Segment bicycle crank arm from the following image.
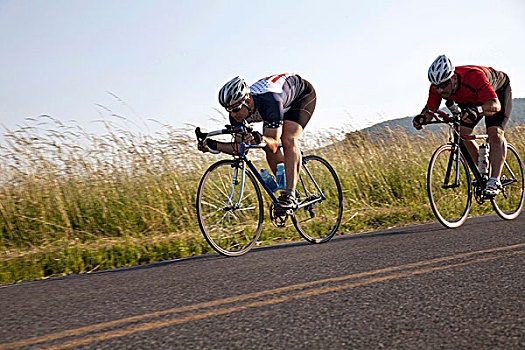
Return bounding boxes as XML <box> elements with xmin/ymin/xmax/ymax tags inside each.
<box><xmin>297</xmin><ymin>199</ymin><xmax>322</xmax><ymax>210</ymax></box>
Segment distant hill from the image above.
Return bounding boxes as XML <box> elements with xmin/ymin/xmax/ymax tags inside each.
<box><xmin>359</xmin><ymin>98</ymin><xmax>525</xmax><ymax>136</ymax></box>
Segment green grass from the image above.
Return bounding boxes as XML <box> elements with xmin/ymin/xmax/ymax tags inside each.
<box><xmin>1</xmin><ymin>116</ymin><xmax>523</xmax><ymax>285</ymax></box>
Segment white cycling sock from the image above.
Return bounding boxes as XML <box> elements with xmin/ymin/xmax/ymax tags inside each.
<box><xmin>488</xmin><ymin>177</ymin><xmax>500</xmax><ymax>185</ymax></box>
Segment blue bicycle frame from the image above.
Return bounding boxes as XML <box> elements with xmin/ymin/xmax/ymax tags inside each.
<box><xmin>196</xmin><ymin>124</ymin><xmax>327</xmax><ymax>213</ymax></box>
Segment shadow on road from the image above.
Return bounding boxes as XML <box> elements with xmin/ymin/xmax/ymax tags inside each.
<box><xmin>5</xmin><ymin>215</ymin><xmax>506</xmax><ymax>288</ymax></box>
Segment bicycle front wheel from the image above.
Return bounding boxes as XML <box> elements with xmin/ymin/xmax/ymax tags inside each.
<box><xmin>293</xmin><ymin>155</ymin><xmax>343</xmax><ymax>243</ymax></box>
<box><xmin>491</xmin><ymin>144</ymin><xmax>524</xmax><ymax>220</ymax></box>
<box><xmin>196</xmin><ymin>160</ymin><xmax>263</xmax><ymax>256</ymax></box>
<box><xmin>427</xmin><ymin>145</ymin><xmax>472</xmax><ymax>228</ymax></box>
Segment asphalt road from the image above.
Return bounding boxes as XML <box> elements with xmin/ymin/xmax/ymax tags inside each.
<box><xmin>0</xmin><ymin>214</ymin><xmax>524</xmax><ymax>350</ymax></box>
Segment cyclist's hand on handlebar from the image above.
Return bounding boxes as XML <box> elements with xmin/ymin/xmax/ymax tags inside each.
<box><xmin>251</xmin><ymin>131</ymin><xmax>263</xmax><ymax>144</ymax></box>
<box><xmin>461</xmin><ymin>106</ymin><xmax>482</xmax><ymax>123</ymax></box>
<box><xmin>413</xmin><ymin>115</ymin><xmax>425</xmax><ymax>130</ymax></box>
<box><xmin>413</xmin><ymin>110</ymin><xmax>433</xmax><ymax>130</ymax></box>
<box><xmin>244</xmin><ymin>131</ymin><xmax>263</xmax><ymax>145</ymax></box>
<box><xmin>198</xmin><ymin>139</ymin><xmax>219</xmax><ymax>154</ymax></box>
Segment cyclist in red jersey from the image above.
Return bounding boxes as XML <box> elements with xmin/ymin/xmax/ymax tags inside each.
<box><xmin>199</xmin><ymin>74</ymin><xmax>316</xmax><ymax>210</ymax></box>
<box><xmin>413</xmin><ymin>55</ymin><xmax>512</xmax><ymax>197</ymax></box>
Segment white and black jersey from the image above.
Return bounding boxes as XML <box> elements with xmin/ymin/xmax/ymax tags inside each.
<box><xmin>230</xmin><ymin>73</ymin><xmax>313</xmax><ymax>129</ymax></box>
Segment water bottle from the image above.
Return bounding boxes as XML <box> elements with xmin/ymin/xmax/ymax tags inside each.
<box><xmin>260</xmin><ymin>169</ymin><xmax>278</xmax><ymax>192</ymax></box>
<box><xmin>276</xmin><ymin>163</ymin><xmax>286</xmax><ymax>190</ymax></box>
<box><xmin>478</xmin><ymin>144</ymin><xmax>489</xmax><ymax>175</ymax></box>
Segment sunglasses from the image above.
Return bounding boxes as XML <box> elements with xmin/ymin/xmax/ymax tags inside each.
<box><xmin>433</xmin><ymin>79</ymin><xmax>451</xmax><ymax>90</ymax></box>
<box><xmin>226</xmin><ymin>100</ymin><xmax>248</xmax><ymax>113</ymax></box>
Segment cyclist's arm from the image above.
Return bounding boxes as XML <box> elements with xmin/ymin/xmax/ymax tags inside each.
<box><xmin>201</xmin><ymin>139</ymin><xmax>246</xmax><ymax>156</ymax></box>
<box><xmin>474</xmin><ymin>71</ymin><xmax>500</xmax><ymax>116</ymax></box>
<box><xmin>480</xmin><ymin>98</ymin><xmax>501</xmax><ymax>116</ymax></box>
<box><xmin>420</xmin><ymin>107</ymin><xmax>437</xmax><ymax>119</ymax></box>
<box><xmin>202</xmin><ymin>132</ymin><xmax>262</xmax><ymax>155</ymax></box>
<box><xmin>197</xmin><ymin>133</ymin><xmax>239</xmax><ymax>155</ymax></box>
<box><xmin>413</xmin><ymin>87</ymin><xmax>442</xmax><ymax>129</ymax></box>
<box><xmin>459</xmin><ymin>97</ymin><xmax>501</xmax><ymax>123</ymax></box>
<box><xmin>212</xmin><ymin>141</ymin><xmax>237</xmax><ymax>155</ymax></box>
<box><xmin>254</xmin><ymin>94</ymin><xmax>284</xmax><ymax>152</ymax></box>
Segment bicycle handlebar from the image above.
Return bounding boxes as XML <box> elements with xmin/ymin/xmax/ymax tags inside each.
<box><xmin>195</xmin><ymin>124</ymin><xmax>267</xmax><ymax>152</ymax></box>
<box><xmin>417</xmin><ymin>101</ymin><xmax>481</xmax><ymax>127</ymax></box>
<box><xmin>416</xmin><ymin>109</ymin><xmax>488</xmax><ymax>140</ymax></box>
<box><xmin>195</xmin><ymin>124</ymin><xmax>254</xmax><ymax>142</ymax></box>
<box><xmin>416</xmin><ymin>109</ymin><xmax>457</xmax><ymax>126</ymax></box>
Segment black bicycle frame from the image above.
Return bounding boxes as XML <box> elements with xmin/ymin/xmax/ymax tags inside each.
<box><xmin>459</xmin><ymin>139</ymin><xmax>485</xmax><ymax>184</ymax></box>
<box><xmin>428</xmin><ymin>110</ymin><xmax>520</xmax><ymax>195</ymax></box>
<box><xmin>442</xmin><ymin>133</ymin><xmax>486</xmax><ymax>191</ymax></box>
<box><xmin>429</xmin><ymin>113</ymin><xmax>487</xmax><ymax>190</ymax></box>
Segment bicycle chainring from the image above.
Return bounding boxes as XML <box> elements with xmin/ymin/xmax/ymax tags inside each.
<box><xmin>473</xmin><ymin>183</ymin><xmax>484</xmax><ymax>204</ymax></box>
<box><xmin>270</xmin><ymin>202</ymin><xmax>292</xmax><ymax>228</ymax></box>
<box><xmin>473</xmin><ymin>176</ymin><xmax>490</xmax><ymax>204</ymax></box>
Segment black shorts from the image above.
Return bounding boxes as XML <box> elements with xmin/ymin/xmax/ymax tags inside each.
<box><xmin>283</xmin><ymin>79</ymin><xmax>316</xmax><ymax>129</ymax></box>
<box><xmin>461</xmin><ymin>77</ymin><xmax>512</xmax><ymax>130</ymax></box>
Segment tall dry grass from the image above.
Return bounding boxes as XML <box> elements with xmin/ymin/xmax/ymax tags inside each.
<box><xmin>0</xmin><ymin>114</ymin><xmax>523</xmax><ymax>284</ymax></box>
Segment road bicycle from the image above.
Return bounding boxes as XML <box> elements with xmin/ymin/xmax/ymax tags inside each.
<box><xmin>195</xmin><ymin>123</ymin><xmax>343</xmax><ymax>256</ymax></box>
<box><xmin>417</xmin><ymin>109</ymin><xmax>524</xmax><ymax>228</ymax></box>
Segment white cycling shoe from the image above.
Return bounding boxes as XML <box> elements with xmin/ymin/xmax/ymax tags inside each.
<box><xmin>483</xmin><ymin>178</ymin><xmax>501</xmax><ymax>198</ymax></box>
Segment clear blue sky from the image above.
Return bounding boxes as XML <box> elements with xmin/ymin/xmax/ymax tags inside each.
<box><xmin>1</xmin><ymin>0</ymin><xmax>524</xmax><ymax>135</ymax></box>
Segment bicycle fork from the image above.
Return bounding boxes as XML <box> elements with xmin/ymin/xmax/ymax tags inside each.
<box><xmin>442</xmin><ymin>143</ymin><xmax>462</xmax><ymax>189</ymax></box>
<box><xmin>223</xmin><ymin>161</ymin><xmax>247</xmax><ymax>211</ymax></box>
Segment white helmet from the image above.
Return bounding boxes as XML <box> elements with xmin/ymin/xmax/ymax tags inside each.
<box><xmin>218</xmin><ymin>76</ymin><xmax>249</xmax><ymax>108</ymax></box>
<box><xmin>428</xmin><ymin>55</ymin><xmax>455</xmax><ymax>85</ymax></box>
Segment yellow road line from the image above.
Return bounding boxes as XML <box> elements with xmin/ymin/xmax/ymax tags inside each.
<box><xmin>41</xmin><ymin>250</ymin><xmax>524</xmax><ymax>350</ymax></box>
<box><xmin>0</xmin><ymin>243</ymin><xmax>523</xmax><ymax>350</ymax></box>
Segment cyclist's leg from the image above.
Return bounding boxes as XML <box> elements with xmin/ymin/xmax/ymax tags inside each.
<box><xmin>282</xmin><ymin>79</ymin><xmax>316</xmax><ymax>192</ymax></box>
<box><xmin>486</xmin><ymin>82</ymin><xmax>512</xmax><ymax>179</ymax></box>
<box><xmin>458</xmin><ymin>100</ymin><xmax>485</xmax><ymax>161</ymax></box>
<box><xmin>262</xmin><ymin>126</ymin><xmax>284</xmax><ymax>174</ymax></box>
<box><xmin>460</xmin><ymin>125</ymin><xmax>478</xmax><ymax>161</ymax></box>
<box><xmin>486</xmin><ymin>126</ymin><xmax>507</xmax><ymax>179</ymax></box>
<box><xmin>458</xmin><ymin>103</ymin><xmax>484</xmax><ymax>161</ymax></box>
<box><xmin>281</xmin><ymin>120</ymin><xmax>304</xmax><ymax>192</ymax></box>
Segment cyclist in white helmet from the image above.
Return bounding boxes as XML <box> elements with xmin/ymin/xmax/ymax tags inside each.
<box><xmin>413</xmin><ymin>54</ymin><xmax>512</xmax><ymax>197</ymax></box>
<box><xmin>199</xmin><ymin>73</ymin><xmax>317</xmax><ymax>210</ymax></box>
<box><xmin>427</xmin><ymin>55</ymin><xmax>455</xmax><ymax>86</ymax></box>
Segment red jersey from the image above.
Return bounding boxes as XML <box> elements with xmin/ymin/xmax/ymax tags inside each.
<box><xmin>426</xmin><ymin>65</ymin><xmax>508</xmax><ymax>110</ymax></box>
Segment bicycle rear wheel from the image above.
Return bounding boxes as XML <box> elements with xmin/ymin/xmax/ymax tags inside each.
<box><xmin>196</xmin><ymin>159</ymin><xmax>263</xmax><ymax>256</ymax></box>
<box><xmin>292</xmin><ymin>155</ymin><xmax>343</xmax><ymax>243</ymax></box>
<box><xmin>427</xmin><ymin>145</ymin><xmax>472</xmax><ymax>228</ymax></box>
<box><xmin>491</xmin><ymin>144</ymin><xmax>524</xmax><ymax>220</ymax></box>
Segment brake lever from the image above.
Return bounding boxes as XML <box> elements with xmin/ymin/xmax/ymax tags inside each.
<box><xmin>195</xmin><ymin>127</ymin><xmax>208</xmax><ymax>145</ymax></box>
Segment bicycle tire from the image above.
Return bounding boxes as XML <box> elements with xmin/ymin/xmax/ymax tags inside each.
<box><xmin>491</xmin><ymin>144</ymin><xmax>524</xmax><ymax>220</ymax></box>
<box><xmin>196</xmin><ymin>159</ymin><xmax>263</xmax><ymax>256</ymax></box>
<box><xmin>292</xmin><ymin>155</ymin><xmax>343</xmax><ymax>243</ymax></box>
<box><xmin>427</xmin><ymin>144</ymin><xmax>472</xmax><ymax>228</ymax></box>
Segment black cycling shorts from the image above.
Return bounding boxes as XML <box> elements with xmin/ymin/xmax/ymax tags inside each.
<box><xmin>283</xmin><ymin>79</ymin><xmax>316</xmax><ymax>129</ymax></box>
